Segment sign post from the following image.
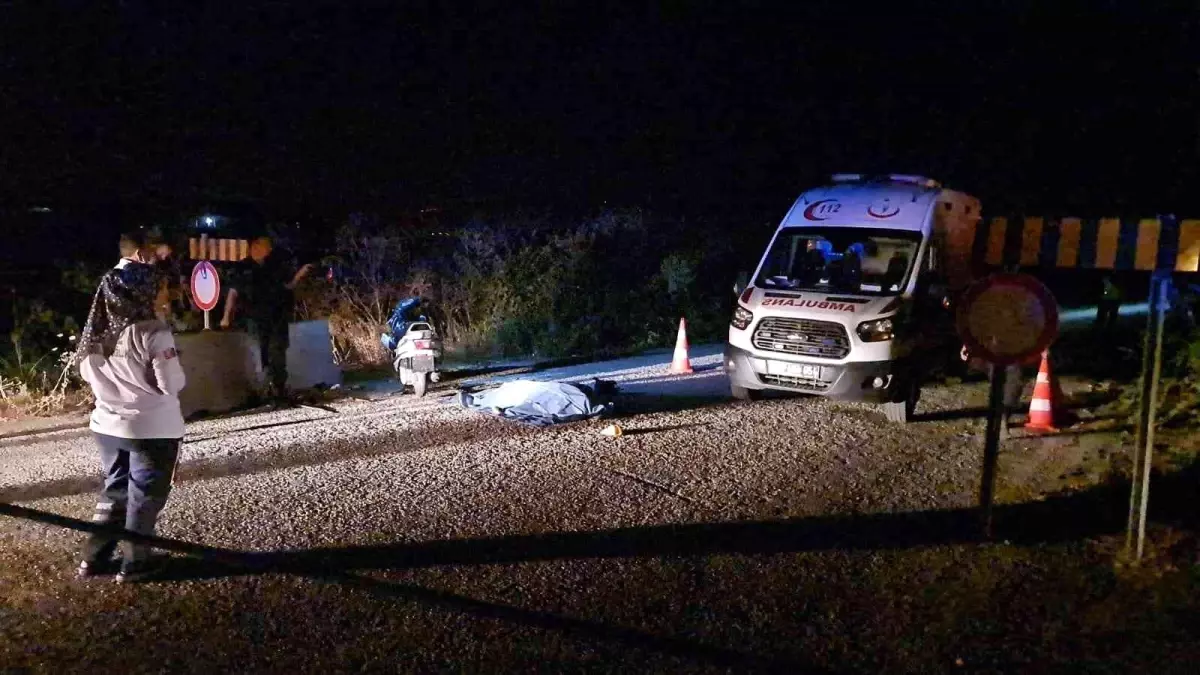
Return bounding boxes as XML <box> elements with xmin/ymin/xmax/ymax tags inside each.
<box><xmin>1126</xmin><ymin>271</ymin><xmax>1171</xmax><ymax>561</ymax></box>
<box><xmin>190</xmin><ymin>261</ymin><xmax>221</xmax><ymax>330</ymax></box>
<box><xmin>957</xmin><ymin>273</ymin><xmax>1059</xmax><ymax>537</ymax></box>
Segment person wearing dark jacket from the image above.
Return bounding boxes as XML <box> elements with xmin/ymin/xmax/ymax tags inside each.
<box><xmin>219</xmin><ymin>236</ymin><xmax>313</xmax><ymax>401</ymax></box>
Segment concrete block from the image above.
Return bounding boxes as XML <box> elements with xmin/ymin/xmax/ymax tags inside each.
<box><xmin>243</xmin><ymin>320</ymin><xmax>343</xmax><ymax>391</ymax></box>
<box><xmin>175</xmin><ymin>320</ymin><xmax>341</xmax><ymax>417</ymax></box>
<box><xmin>176</xmin><ymin>330</ymin><xmax>258</xmax><ymax>417</ymax></box>
<box><xmin>285</xmin><ymin>320</ymin><xmax>342</xmax><ymax>390</ymax></box>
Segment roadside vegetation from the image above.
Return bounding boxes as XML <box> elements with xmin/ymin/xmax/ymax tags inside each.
<box><xmin>4</xmin><ymin>206</ymin><xmax>1198</xmax><ymax>424</ymax></box>
<box><xmin>294</xmin><ymin>208</ymin><xmax>747</xmax><ymax>367</ymax></box>
<box><xmin>3</xmin><ymin>208</ymin><xmax>752</xmax><ymax>419</ymax></box>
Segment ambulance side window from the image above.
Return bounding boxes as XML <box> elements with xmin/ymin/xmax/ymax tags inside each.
<box><xmin>915</xmin><ymin>237</ymin><xmax>945</xmax><ymax>298</ymax></box>
<box><xmin>924</xmin><ymin>233</ymin><xmax>947</xmax><ymax>278</ymax></box>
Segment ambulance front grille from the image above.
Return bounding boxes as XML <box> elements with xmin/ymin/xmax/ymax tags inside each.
<box><xmin>752</xmin><ymin>317</ymin><xmax>851</xmax><ymax>359</ymax></box>
<box><xmin>760</xmin><ymin>374</ymin><xmax>832</xmax><ymax>391</ymax></box>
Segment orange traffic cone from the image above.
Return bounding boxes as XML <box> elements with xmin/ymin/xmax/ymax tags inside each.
<box><xmin>669</xmin><ymin>318</ymin><xmax>694</xmax><ymax>374</ymax></box>
<box><xmin>1025</xmin><ymin>349</ymin><xmax>1064</xmax><ymax>432</ymax></box>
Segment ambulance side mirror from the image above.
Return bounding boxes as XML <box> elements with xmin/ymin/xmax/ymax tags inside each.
<box><xmin>926</xmin><ymin>282</ymin><xmax>950</xmax><ymax>310</ymax></box>
<box><xmin>733</xmin><ymin>271</ymin><xmax>750</xmax><ymax>296</ymax></box>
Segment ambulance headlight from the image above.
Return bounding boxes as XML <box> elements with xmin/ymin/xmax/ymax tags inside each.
<box><xmin>856</xmin><ymin>318</ymin><xmax>894</xmax><ymax>342</ymax></box>
<box><xmin>731</xmin><ymin>306</ymin><xmax>754</xmax><ymax>330</ymax></box>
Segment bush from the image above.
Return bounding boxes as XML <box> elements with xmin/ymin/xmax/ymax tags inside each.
<box><xmin>297</xmin><ymin>207</ymin><xmax>744</xmax><ymax>366</ymax></box>
<box><xmin>295</xmin><ymin>217</ymin><xmax>415</xmax><ymax>367</ymax></box>
<box><xmin>1</xmin><ymin>298</ymin><xmax>88</xmax><ymax>418</ymax></box>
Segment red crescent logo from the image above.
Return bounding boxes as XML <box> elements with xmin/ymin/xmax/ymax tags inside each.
<box><xmin>867</xmin><ymin>202</ymin><xmax>900</xmax><ymax>218</ymax></box>
<box><xmin>803</xmin><ymin>200</ymin><xmax>837</xmax><ymax>221</ymax></box>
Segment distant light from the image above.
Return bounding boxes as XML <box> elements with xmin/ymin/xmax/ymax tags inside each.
<box><xmin>29</xmin><ymin>206</ymin><xmax>52</xmax><ymax>213</ymax></box>
<box><xmin>204</xmin><ymin>216</ymin><xmax>215</xmax><ymax>226</ymax></box>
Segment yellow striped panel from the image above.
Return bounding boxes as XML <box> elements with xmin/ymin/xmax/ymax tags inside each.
<box><xmin>238</xmin><ymin>239</ymin><xmax>249</xmax><ymax>260</ymax></box>
<box><xmin>1020</xmin><ymin>216</ymin><xmax>1043</xmax><ymax>266</ymax></box>
<box><xmin>1179</xmin><ymin>219</ymin><xmax>1200</xmax><ymax>272</ymax></box>
<box><xmin>1057</xmin><ymin>217</ymin><xmax>1081</xmax><ymax>267</ymax></box>
<box><xmin>985</xmin><ymin>217</ymin><xmax>1007</xmax><ymax>266</ymax></box>
<box><xmin>1095</xmin><ymin>217</ymin><xmax>1120</xmax><ymax>269</ymax></box>
<box><xmin>1134</xmin><ymin>219</ymin><xmax>1160</xmax><ymax>271</ymax></box>
<box><xmin>188</xmin><ymin>238</ymin><xmax>199</xmax><ymax>260</ymax></box>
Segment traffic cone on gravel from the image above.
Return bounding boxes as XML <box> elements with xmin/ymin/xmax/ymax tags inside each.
<box><xmin>1025</xmin><ymin>349</ymin><xmax>1065</xmax><ymax>432</ymax></box>
<box><xmin>669</xmin><ymin>318</ymin><xmax>694</xmax><ymax>374</ymax></box>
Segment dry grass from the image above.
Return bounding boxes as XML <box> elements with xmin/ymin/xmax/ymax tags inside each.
<box><xmin>0</xmin><ymin>369</ymin><xmax>92</xmax><ymax>421</ymax></box>
<box><xmin>0</xmin><ymin>386</ymin><xmax>92</xmax><ymax>421</ymax></box>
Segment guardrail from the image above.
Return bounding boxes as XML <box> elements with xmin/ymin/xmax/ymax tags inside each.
<box><xmin>975</xmin><ymin>216</ymin><xmax>1199</xmax><ymax>272</ymax></box>
<box><xmin>188</xmin><ymin>235</ymin><xmax>249</xmax><ymax>262</ymax></box>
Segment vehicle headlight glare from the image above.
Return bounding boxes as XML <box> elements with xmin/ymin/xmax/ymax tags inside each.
<box><xmin>856</xmin><ymin>318</ymin><xmax>895</xmax><ymax>342</ymax></box>
<box><xmin>731</xmin><ymin>306</ymin><xmax>754</xmax><ymax>330</ymax></box>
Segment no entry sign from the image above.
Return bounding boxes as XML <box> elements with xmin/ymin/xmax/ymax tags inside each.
<box><xmin>191</xmin><ymin>261</ymin><xmax>221</xmax><ymax>312</ymax></box>
<box><xmin>956</xmin><ymin>272</ymin><xmax>1060</xmax><ymax>539</ymax></box>
<box><xmin>956</xmin><ymin>273</ymin><xmax>1059</xmax><ymax>366</ymax></box>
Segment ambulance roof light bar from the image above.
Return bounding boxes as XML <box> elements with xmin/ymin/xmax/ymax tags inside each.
<box><xmin>830</xmin><ymin>173</ymin><xmax>941</xmax><ymax>189</ymax></box>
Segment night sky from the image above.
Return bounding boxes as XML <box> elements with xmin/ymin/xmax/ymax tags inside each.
<box><xmin>1</xmin><ymin>1</ymin><xmax>1197</xmax><ymax>223</ymax></box>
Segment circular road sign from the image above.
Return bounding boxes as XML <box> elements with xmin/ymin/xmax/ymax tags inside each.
<box><xmin>190</xmin><ymin>261</ymin><xmax>221</xmax><ymax>312</ymax></box>
<box><xmin>956</xmin><ymin>273</ymin><xmax>1059</xmax><ymax>366</ymax></box>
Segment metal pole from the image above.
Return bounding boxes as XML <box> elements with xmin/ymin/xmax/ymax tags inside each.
<box><xmin>979</xmin><ymin>363</ymin><xmax>1007</xmax><ymax>538</ymax></box>
<box><xmin>1127</xmin><ymin>273</ymin><xmax>1168</xmax><ymax>560</ymax></box>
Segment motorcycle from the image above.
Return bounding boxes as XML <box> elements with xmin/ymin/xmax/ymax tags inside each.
<box><xmin>382</xmin><ymin>298</ymin><xmax>443</xmax><ymax>396</ymax></box>
<box><xmin>390</xmin><ymin>319</ymin><xmax>443</xmax><ymax>397</ymax></box>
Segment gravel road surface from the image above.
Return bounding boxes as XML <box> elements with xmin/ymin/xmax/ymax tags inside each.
<box><xmin>2</xmin><ymin>354</ymin><xmax>1197</xmax><ymax>674</ymax></box>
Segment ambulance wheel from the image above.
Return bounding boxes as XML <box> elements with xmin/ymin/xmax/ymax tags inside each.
<box><xmin>413</xmin><ymin>372</ymin><xmax>428</xmax><ymax>398</ymax></box>
<box><xmin>731</xmin><ymin>384</ymin><xmax>762</xmax><ymax>401</ymax></box>
<box><xmin>884</xmin><ymin>379</ymin><xmax>921</xmax><ymax>423</ymax></box>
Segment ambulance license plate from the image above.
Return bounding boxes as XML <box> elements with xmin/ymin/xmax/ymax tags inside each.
<box><xmin>768</xmin><ymin>361</ymin><xmax>820</xmax><ymax>379</ymax></box>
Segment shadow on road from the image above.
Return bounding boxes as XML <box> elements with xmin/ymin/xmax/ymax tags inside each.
<box><xmin>4</xmin><ymin>456</ymin><xmax>1198</xmax><ymax>672</ymax></box>
<box><xmin>182</xmin><ymin>415</ymin><xmax>336</xmax><ymax>444</ymax></box>
<box><xmin>161</xmin><ymin>459</ymin><xmax>1200</xmax><ymax>586</ymax></box>
<box><xmin>913</xmin><ymin>387</ymin><xmax>1126</xmax><ymax>424</ymax></box>
<box><xmin>81</xmin><ymin>466</ymin><xmax>1200</xmax><ymax>584</ymax></box>
<box><xmin>0</xmin><ymin>415</ymin><xmax>538</xmax><ymax>503</ymax></box>
<box><xmin>612</xmin><ymin>393</ymin><xmax>729</xmax><ymax>416</ymax></box>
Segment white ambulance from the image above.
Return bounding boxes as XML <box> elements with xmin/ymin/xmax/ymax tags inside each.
<box><xmin>726</xmin><ymin>174</ymin><xmax>982</xmax><ymax>422</ymax></box>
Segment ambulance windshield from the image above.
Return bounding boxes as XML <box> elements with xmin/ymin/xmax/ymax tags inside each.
<box><xmin>756</xmin><ymin>227</ymin><xmax>922</xmax><ymax>296</ymax></box>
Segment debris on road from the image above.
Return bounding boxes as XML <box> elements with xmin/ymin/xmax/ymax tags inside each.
<box><xmin>600</xmin><ymin>465</ymin><xmax>693</xmax><ymax>503</ymax></box>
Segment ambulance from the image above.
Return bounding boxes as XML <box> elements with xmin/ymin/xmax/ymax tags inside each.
<box><xmin>725</xmin><ymin>174</ymin><xmax>982</xmax><ymax>422</ymax></box>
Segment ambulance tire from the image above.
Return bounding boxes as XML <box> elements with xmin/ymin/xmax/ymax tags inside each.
<box><xmin>731</xmin><ymin>384</ymin><xmax>762</xmax><ymax>401</ymax></box>
<box><xmin>884</xmin><ymin>378</ymin><xmax>921</xmax><ymax>423</ymax></box>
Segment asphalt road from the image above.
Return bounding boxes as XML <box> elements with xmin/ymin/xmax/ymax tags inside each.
<box><xmin>1</xmin><ymin>352</ymin><xmax>1197</xmax><ymax>674</ymax></box>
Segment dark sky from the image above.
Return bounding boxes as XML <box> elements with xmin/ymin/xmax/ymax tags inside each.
<box><xmin>1</xmin><ymin>1</ymin><xmax>1197</xmax><ymax>220</ymax></box>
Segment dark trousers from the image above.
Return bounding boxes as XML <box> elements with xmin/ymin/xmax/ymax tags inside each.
<box><xmin>1096</xmin><ymin>300</ymin><xmax>1120</xmax><ymax>330</ymax></box>
<box><xmin>81</xmin><ymin>434</ymin><xmax>181</xmax><ymax>565</ymax></box>
<box><xmin>251</xmin><ymin>320</ymin><xmax>290</xmax><ymax>396</ymax></box>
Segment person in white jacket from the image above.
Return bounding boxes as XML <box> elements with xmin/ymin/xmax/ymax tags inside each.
<box><xmin>72</xmin><ymin>240</ymin><xmax>187</xmax><ymax>583</ymax></box>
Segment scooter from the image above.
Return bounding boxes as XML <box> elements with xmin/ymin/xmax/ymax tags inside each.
<box><xmin>390</xmin><ymin>318</ymin><xmax>443</xmax><ymax>397</ymax></box>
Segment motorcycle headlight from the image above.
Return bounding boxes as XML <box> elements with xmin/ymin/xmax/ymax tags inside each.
<box><xmin>731</xmin><ymin>305</ymin><xmax>754</xmax><ymax>330</ymax></box>
<box><xmin>856</xmin><ymin>317</ymin><xmax>895</xmax><ymax>342</ymax></box>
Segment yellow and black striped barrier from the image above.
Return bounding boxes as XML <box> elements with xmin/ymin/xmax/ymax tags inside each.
<box><xmin>187</xmin><ymin>237</ymin><xmax>249</xmax><ymax>262</ymax></box>
<box><xmin>974</xmin><ymin>216</ymin><xmax>1200</xmax><ymax>272</ymax></box>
